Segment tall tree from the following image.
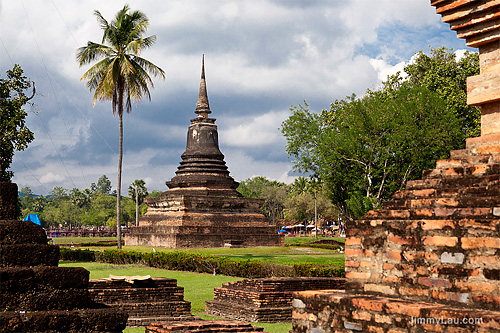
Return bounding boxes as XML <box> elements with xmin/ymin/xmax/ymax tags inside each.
<box><xmin>77</xmin><ymin>5</ymin><xmax>165</xmax><ymax>248</ymax></box>
<box><xmin>128</xmin><ymin>179</ymin><xmax>147</xmax><ymax>226</ymax></box>
<box><xmin>282</xmin><ymin>86</ymin><xmax>463</xmax><ymax>220</ymax></box>
<box><xmin>0</xmin><ymin>65</ymin><xmax>35</xmax><ymax>181</ymax></box>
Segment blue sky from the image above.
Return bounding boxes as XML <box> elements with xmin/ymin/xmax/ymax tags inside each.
<box><xmin>0</xmin><ymin>0</ymin><xmax>473</xmax><ymax>195</ymax></box>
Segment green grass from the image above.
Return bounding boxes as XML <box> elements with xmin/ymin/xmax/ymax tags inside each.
<box><xmin>60</xmin><ymin>262</ymin><xmax>291</xmax><ymax>333</ymax></box>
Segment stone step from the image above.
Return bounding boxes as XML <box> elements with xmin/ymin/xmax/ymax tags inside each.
<box><xmin>406</xmin><ymin>173</ymin><xmax>499</xmax><ymax>190</ymax></box>
<box><xmin>393</xmin><ymin>184</ymin><xmax>500</xmax><ymax>200</ymax></box>
<box><xmin>292</xmin><ymin>291</ymin><xmax>500</xmax><ymax>332</ymax></box>
<box><xmin>90</xmin><ymin>287</ymin><xmax>186</xmax><ymax>303</ymax></box>
<box><xmin>206</xmin><ymin>299</ymin><xmax>291</xmax><ymax>323</ymax></box>
<box><xmin>127</xmin><ymin>315</ymin><xmax>199</xmax><ymax>327</ymax></box>
<box><xmin>146</xmin><ymin>320</ymin><xmax>267</xmax><ymax>332</ymax></box>
<box><xmin>422</xmin><ymin>163</ymin><xmax>500</xmax><ymax>179</ymax></box>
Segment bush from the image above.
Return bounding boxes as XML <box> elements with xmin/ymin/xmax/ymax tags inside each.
<box><xmin>59</xmin><ymin>248</ymin><xmax>345</xmax><ymax>278</ymax></box>
<box><xmin>59</xmin><ymin>247</ymin><xmax>96</xmax><ymax>262</ymax></box>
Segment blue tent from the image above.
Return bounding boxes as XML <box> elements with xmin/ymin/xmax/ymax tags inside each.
<box><xmin>23</xmin><ymin>214</ymin><xmax>41</xmax><ymax>226</ymax></box>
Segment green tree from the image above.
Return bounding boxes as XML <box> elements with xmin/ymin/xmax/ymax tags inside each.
<box><xmin>237</xmin><ymin>176</ymin><xmax>288</xmax><ymax>223</ymax></box>
<box><xmin>387</xmin><ymin>47</ymin><xmax>480</xmax><ymax>137</ymax></box>
<box><xmin>92</xmin><ymin>174</ymin><xmax>112</xmax><ymax>194</ymax></box>
<box><xmin>77</xmin><ymin>5</ymin><xmax>165</xmax><ymax>248</ymax></box>
<box><xmin>128</xmin><ymin>179</ymin><xmax>148</xmax><ymax>226</ymax></box>
<box><xmin>282</xmin><ymin>86</ymin><xmax>463</xmax><ymax>220</ymax></box>
<box><xmin>0</xmin><ymin>65</ymin><xmax>35</xmax><ymax>181</ymax></box>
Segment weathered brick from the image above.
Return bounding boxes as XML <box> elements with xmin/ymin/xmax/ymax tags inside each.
<box><xmin>421</xmin><ymin>219</ymin><xmax>455</xmax><ymax>230</ymax></box>
<box><xmin>417</xmin><ymin>277</ymin><xmax>450</xmax><ymax>288</ymax></box>
<box><xmin>364</xmin><ymin>284</ymin><xmax>396</xmax><ymax>295</ymax></box>
<box><xmin>398</xmin><ymin>287</ymin><xmax>429</xmax><ymax>297</ymax></box>
<box><xmin>470</xmin><ymin>255</ymin><xmax>500</xmax><ymax>265</ymax></box>
<box><xmin>367</xmin><ymin>326</ymin><xmax>384</xmax><ymax>333</ymax></box>
<box><xmin>346</xmin><ymin>272</ymin><xmax>371</xmax><ymax>280</ymax></box>
<box><xmin>435</xmin><ymin>198</ymin><xmax>459</xmax><ymax>207</ymax></box>
<box><xmin>387</xmin><ymin>235</ymin><xmax>418</xmax><ymax>245</ymax></box>
<box><xmin>345</xmin><ymin>260</ymin><xmax>360</xmax><ymax>268</ymax></box>
<box><xmin>352</xmin><ymin>310</ymin><xmax>371</xmax><ymax>321</ymax></box>
<box><xmin>386</xmin><ymin>250</ymin><xmax>402</xmax><ymax>260</ymax></box>
<box><xmin>351</xmin><ymin>297</ymin><xmax>384</xmax><ymax>312</ymax></box>
<box><xmin>413</xmin><ymin>208</ymin><xmax>433</xmax><ymax>217</ymax></box>
<box><xmin>455</xmin><ymin>280</ymin><xmax>497</xmax><ymax>292</ymax></box>
<box><xmin>431</xmin><ymin>290</ymin><xmax>470</xmax><ymax>304</ymax></box>
<box><xmin>385</xmin><ymin>301</ymin><xmax>422</xmax><ymax>317</ymax></box>
<box><xmin>383</xmin><ymin>263</ymin><xmax>394</xmax><ymax>270</ymax></box>
<box><xmin>462</xmin><ymin>237</ymin><xmax>500</xmax><ymax>249</ymax></box>
<box><xmin>374</xmin><ymin>313</ymin><xmax>392</xmax><ymax>324</ymax></box>
<box><xmin>344</xmin><ymin>248</ymin><xmax>364</xmax><ymax>257</ymax></box>
<box><xmin>434</xmin><ymin>208</ymin><xmax>456</xmax><ymax>217</ymax></box>
<box><xmin>345</xmin><ymin>237</ymin><xmax>362</xmax><ymax>246</ymax></box>
<box><xmin>413</xmin><ymin>189</ymin><xmax>435</xmax><ymax>197</ymax></box>
<box><xmin>423</xmin><ymin>236</ymin><xmax>458</xmax><ymax>247</ymax></box>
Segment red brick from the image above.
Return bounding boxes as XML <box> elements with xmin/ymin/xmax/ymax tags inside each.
<box><xmin>417</xmin><ymin>277</ymin><xmax>450</xmax><ymax>288</ymax></box>
<box><xmin>462</xmin><ymin>237</ymin><xmax>500</xmax><ymax>249</ymax></box>
<box><xmin>346</xmin><ymin>272</ymin><xmax>371</xmax><ymax>280</ymax></box>
<box><xmin>455</xmin><ymin>280</ymin><xmax>497</xmax><ymax>292</ymax></box>
<box><xmin>345</xmin><ymin>237</ymin><xmax>362</xmax><ymax>246</ymax></box>
<box><xmin>386</xmin><ymin>250</ymin><xmax>402</xmax><ymax>260</ymax></box>
<box><xmin>360</xmin><ymin>261</ymin><xmax>377</xmax><ymax>268</ymax></box>
<box><xmin>470</xmin><ymin>255</ymin><xmax>500</xmax><ymax>265</ymax></box>
<box><xmin>345</xmin><ymin>248</ymin><xmax>364</xmax><ymax>257</ymax></box>
<box><xmin>383</xmin><ymin>275</ymin><xmax>400</xmax><ymax>283</ymax></box>
<box><xmin>423</xmin><ymin>236</ymin><xmax>458</xmax><ymax>247</ymax></box>
<box><xmin>421</xmin><ymin>219</ymin><xmax>455</xmax><ymax>230</ymax></box>
<box><xmin>398</xmin><ymin>286</ymin><xmax>429</xmax><ymax>297</ymax></box>
<box><xmin>471</xmin><ymin>293</ymin><xmax>500</xmax><ymax>307</ymax></box>
<box><xmin>435</xmin><ymin>198</ymin><xmax>459</xmax><ymax>207</ymax></box>
<box><xmin>413</xmin><ymin>189</ymin><xmax>435</xmax><ymax>197</ymax></box>
<box><xmin>352</xmin><ymin>297</ymin><xmax>384</xmax><ymax>312</ymax></box>
<box><xmin>345</xmin><ymin>260</ymin><xmax>360</xmax><ymax>268</ymax></box>
<box><xmin>388</xmin><ymin>235</ymin><xmax>417</xmax><ymax>245</ymax></box>
<box><xmin>460</xmin><ymin>207</ymin><xmax>491</xmax><ymax>216</ymax></box>
<box><xmin>367</xmin><ymin>326</ymin><xmax>384</xmax><ymax>333</ymax></box>
<box><xmin>383</xmin><ymin>263</ymin><xmax>394</xmax><ymax>270</ymax></box>
<box><xmin>374</xmin><ymin>314</ymin><xmax>392</xmax><ymax>324</ymax></box>
<box><xmin>414</xmin><ymin>208</ymin><xmax>433</xmax><ymax>217</ymax></box>
<box><xmin>385</xmin><ymin>301</ymin><xmax>422</xmax><ymax>317</ymax></box>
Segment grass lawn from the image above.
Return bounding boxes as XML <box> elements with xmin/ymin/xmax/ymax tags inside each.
<box><xmin>60</xmin><ymin>262</ymin><xmax>292</xmax><ymax>333</ymax></box>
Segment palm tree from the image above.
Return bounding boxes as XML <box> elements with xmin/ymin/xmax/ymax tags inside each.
<box><xmin>128</xmin><ymin>179</ymin><xmax>148</xmax><ymax>226</ymax></box>
<box><xmin>77</xmin><ymin>5</ymin><xmax>165</xmax><ymax>248</ymax></box>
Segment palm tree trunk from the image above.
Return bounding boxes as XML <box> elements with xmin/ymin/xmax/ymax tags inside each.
<box><xmin>135</xmin><ymin>185</ymin><xmax>139</xmax><ymax>226</ymax></box>
<box><xmin>116</xmin><ymin>113</ymin><xmax>123</xmax><ymax>249</ymax></box>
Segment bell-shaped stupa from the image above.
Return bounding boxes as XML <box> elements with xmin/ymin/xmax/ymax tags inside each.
<box><xmin>126</xmin><ymin>56</ymin><xmax>283</xmax><ymax>248</ymax></box>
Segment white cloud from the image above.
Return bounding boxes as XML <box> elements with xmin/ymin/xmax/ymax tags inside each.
<box><xmin>40</xmin><ymin>172</ymin><xmax>65</xmax><ymax>184</ymax></box>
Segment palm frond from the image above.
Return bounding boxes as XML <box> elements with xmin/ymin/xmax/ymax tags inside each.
<box><xmin>77</xmin><ymin>42</ymin><xmax>115</xmax><ymax>66</ymax></box>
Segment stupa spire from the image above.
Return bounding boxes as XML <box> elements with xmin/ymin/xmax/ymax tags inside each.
<box><xmin>195</xmin><ymin>54</ymin><xmax>211</xmax><ymax>118</ymax></box>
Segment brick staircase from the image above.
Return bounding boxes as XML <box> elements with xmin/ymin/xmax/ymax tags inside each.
<box><xmin>292</xmin><ymin>137</ymin><xmax>500</xmax><ymax>332</ymax></box>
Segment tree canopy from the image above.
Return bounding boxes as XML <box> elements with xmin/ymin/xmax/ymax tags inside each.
<box><xmin>0</xmin><ymin>65</ymin><xmax>35</xmax><ymax>181</ymax></box>
<box><xmin>281</xmin><ymin>47</ymin><xmax>474</xmax><ymax>220</ymax></box>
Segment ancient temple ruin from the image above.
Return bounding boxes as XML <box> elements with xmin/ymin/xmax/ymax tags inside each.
<box><xmin>292</xmin><ymin>1</ymin><xmax>500</xmax><ymax>332</ymax></box>
<box><xmin>0</xmin><ymin>182</ymin><xmax>128</xmax><ymax>332</ymax></box>
<box><xmin>125</xmin><ymin>57</ymin><xmax>283</xmax><ymax>248</ymax></box>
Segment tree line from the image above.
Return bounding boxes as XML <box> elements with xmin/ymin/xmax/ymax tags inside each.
<box><xmin>18</xmin><ymin>175</ymin><xmax>152</xmax><ymax>229</ymax></box>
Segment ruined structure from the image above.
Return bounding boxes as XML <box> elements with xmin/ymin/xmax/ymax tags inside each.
<box><xmin>126</xmin><ymin>56</ymin><xmax>283</xmax><ymax>248</ymax></box>
<box><xmin>145</xmin><ymin>320</ymin><xmax>268</xmax><ymax>333</ymax></box>
<box><xmin>88</xmin><ymin>277</ymin><xmax>197</xmax><ymax>327</ymax></box>
<box><xmin>0</xmin><ymin>182</ymin><xmax>128</xmax><ymax>332</ymax></box>
<box><xmin>205</xmin><ymin>277</ymin><xmax>345</xmax><ymax>323</ymax></box>
<box><xmin>292</xmin><ymin>1</ymin><xmax>500</xmax><ymax>332</ymax></box>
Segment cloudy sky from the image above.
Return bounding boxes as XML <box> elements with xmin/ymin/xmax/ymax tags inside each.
<box><xmin>1</xmin><ymin>0</ymin><xmax>472</xmax><ymax>195</ymax></box>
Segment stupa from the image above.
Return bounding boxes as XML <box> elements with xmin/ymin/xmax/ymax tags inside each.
<box><xmin>125</xmin><ymin>56</ymin><xmax>283</xmax><ymax>248</ymax></box>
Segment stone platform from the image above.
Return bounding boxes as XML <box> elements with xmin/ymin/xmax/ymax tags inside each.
<box><xmin>206</xmin><ymin>277</ymin><xmax>345</xmax><ymax>323</ymax></box>
<box><xmin>0</xmin><ymin>182</ymin><xmax>128</xmax><ymax>333</ymax></box>
<box><xmin>145</xmin><ymin>320</ymin><xmax>268</xmax><ymax>333</ymax></box>
<box><xmin>88</xmin><ymin>277</ymin><xmax>197</xmax><ymax>327</ymax></box>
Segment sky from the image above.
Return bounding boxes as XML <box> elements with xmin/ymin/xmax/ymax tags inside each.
<box><xmin>1</xmin><ymin>0</ymin><xmax>473</xmax><ymax>196</ymax></box>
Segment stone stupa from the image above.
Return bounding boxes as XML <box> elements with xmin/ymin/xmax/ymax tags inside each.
<box><xmin>125</xmin><ymin>56</ymin><xmax>283</xmax><ymax>248</ymax></box>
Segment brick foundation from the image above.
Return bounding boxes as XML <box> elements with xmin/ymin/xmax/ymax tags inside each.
<box><xmin>205</xmin><ymin>277</ymin><xmax>345</xmax><ymax>323</ymax></box>
<box><xmin>88</xmin><ymin>277</ymin><xmax>197</xmax><ymax>327</ymax></box>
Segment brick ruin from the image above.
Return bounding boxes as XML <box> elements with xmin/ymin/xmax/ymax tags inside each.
<box><xmin>88</xmin><ymin>277</ymin><xmax>197</xmax><ymax>327</ymax></box>
<box><xmin>205</xmin><ymin>277</ymin><xmax>345</xmax><ymax>323</ymax></box>
<box><xmin>292</xmin><ymin>1</ymin><xmax>500</xmax><ymax>332</ymax></box>
<box><xmin>145</xmin><ymin>320</ymin><xmax>268</xmax><ymax>333</ymax></box>
<box><xmin>0</xmin><ymin>182</ymin><xmax>128</xmax><ymax>332</ymax></box>
<box><xmin>125</xmin><ymin>56</ymin><xmax>283</xmax><ymax>248</ymax></box>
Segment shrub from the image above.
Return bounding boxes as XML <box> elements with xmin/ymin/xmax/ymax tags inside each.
<box><xmin>59</xmin><ymin>247</ymin><xmax>96</xmax><ymax>262</ymax></box>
